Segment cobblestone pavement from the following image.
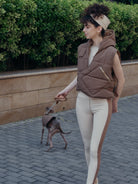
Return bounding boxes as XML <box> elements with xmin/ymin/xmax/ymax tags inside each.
<box><xmin>0</xmin><ymin>95</ymin><xmax>138</xmax><ymax>184</ymax></box>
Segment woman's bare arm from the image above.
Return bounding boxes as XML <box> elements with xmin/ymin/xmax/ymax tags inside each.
<box><xmin>112</xmin><ymin>53</ymin><xmax>125</xmax><ymax>112</ymax></box>
<box><xmin>55</xmin><ymin>76</ymin><xmax>77</xmax><ymax>100</ymax></box>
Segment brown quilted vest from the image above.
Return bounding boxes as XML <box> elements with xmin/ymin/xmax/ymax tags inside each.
<box><xmin>76</xmin><ymin>30</ymin><xmax>118</xmax><ymax>99</ymax></box>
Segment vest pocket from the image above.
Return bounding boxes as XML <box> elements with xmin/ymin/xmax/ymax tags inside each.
<box><xmin>82</xmin><ymin>75</ymin><xmax>108</xmax><ymax>91</ymax></box>
<box><xmin>99</xmin><ymin>67</ymin><xmax>111</xmax><ymax>81</ymax></box>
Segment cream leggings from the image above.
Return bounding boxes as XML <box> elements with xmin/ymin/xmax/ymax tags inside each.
<box><xmin>76</xmin><ymin>92</ymin><xmax>112</xmax><ymax>184</ymax></box>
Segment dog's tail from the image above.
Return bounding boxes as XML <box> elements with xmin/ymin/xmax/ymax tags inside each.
<box><xmin>59</xmin><ymin>127</ymin><xmax>71</xmax><ymax>134</ymax></box>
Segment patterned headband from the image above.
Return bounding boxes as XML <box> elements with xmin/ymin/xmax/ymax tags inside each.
<box><xmin>90</xmin><ymin>14</ymin><xmax>110</xmax><ymax>30</ymax></box>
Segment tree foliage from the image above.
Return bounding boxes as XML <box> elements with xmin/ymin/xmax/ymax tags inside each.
<box><xmin>0</xmin><ymin>0</ymin><xmax>137</xmax><ymax>71</ymax></box>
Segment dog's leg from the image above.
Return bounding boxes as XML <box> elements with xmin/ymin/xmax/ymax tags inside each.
<box><xmin>46</xmin><ymin>129</ymin><xmax>50</xmax><ymax>146</ymax></box>
<box><xmin>40</xmin><ymin>127</ymin><xmax>44</xmax><ymax>144</ymax></box>
<box><xmin>60</xmin><ymin>133</ymin><xmax>68</xmax><ymax>149</ymax></box>
<box><xmin>46</xmin><ymin>132</ymin><xmax>53</xmax><ymax>152</ymax></box>
<box><xmin>46</xmin><ymin>129</ymin><xmax>60</xmax><ymax>152</ymax></box>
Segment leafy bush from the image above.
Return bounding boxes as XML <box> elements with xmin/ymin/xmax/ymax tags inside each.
<box><xmin>111</xmin><ymin>0</ymin><xmax>137</xmax><ymax>5</ymax></box>
<box><xmin>30</xmin><ymin>0</ymin><xmax>89</xmax><ymax>67</ymax></box>
<box><xmin>0</xmin><ymin>0</ymin><xmax>137</xmax><ymax>71</ymax></box>
<box><xmin>0</xmin><ymin>0</ymin><xmax>37</xmax><ymax>71</ymax></box>
<box><xmin>105</xmin><ymin>1</ymin><xmax>138</xmax><ymax>60</ymax></box>
<box><xmin>96</xmin><ymin>0</ymin><xmax>137</xmax><ymax>5</ymax></box>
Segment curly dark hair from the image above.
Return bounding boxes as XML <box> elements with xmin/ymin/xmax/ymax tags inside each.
<box><xmin>80</xmin><ymin>3</ymin><xmax>110</xmax><ymax>37</ymax></box>
<box><xmin>83</xmin><ymin>3</ymin><xmax>110</xmax><ymax>18</ymax></box>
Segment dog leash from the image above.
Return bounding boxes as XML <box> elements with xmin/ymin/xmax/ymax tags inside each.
<box><xmin>46</xmin><ymin>101</ymin><xmax>58</xmax><ymax>114</ymax></box>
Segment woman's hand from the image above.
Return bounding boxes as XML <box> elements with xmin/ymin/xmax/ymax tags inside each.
<box><xmin>112</xmin><ymin>98</ymin><xmax>118</xmax><ymax>113</ymax></box>
<box><xmin>55</xmin><ymin>90</ymin><xmax>68</xmax><ymax>101</ymax></box>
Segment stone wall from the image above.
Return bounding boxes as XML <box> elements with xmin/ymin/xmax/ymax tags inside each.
<box><xmin>0</xmin><ymin>62</ymin><xmax>138</xmax><ymax>124</ymax></box>
<box><xmin>121</xmin><ymin>62</ymin><xmax>138</xmax><ymax>96</ymax></box>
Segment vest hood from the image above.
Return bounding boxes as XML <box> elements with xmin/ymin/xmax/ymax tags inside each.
<box><xmin>99</xmin><ymin>29</ymin><xmax>116</xmax><ymax>51</ymax></box>
<box><xmin>87</xmin><ymin>29</ymin><xmax>116</xmax><ymax>52</ymax></box>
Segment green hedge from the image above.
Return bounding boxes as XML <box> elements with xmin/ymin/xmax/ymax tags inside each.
<box><xmin>111</xmin><ymin>0</ymin><xmax>137</xmax><ymax>5</ymax></box>
<box><xmin>0</xmin><ymin>0</ymin><xmax>37</xmax><ymax>70</ymax></box>
<box><xmin>0</xmin><ymin>0</ymin><xmax>137</xmax><ymax>71</ymax></box>
<box><xmin>104</xmin><ymin>0</ymin><xmax>138</xmax><ymax>59</ymax></box>
<box><xmin>30</xmin><ymin>0</ymin><xmax>87</xmax><ymax>67</ymax></box>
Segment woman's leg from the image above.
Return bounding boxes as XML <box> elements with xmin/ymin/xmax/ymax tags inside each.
<box><xmin>76</xmin><ymin>93</ymin><xmax>93</xmax><ymax>166</ymax></box>
<box><xmin>86</xmin><ymin>99</ymin><xmax>112</xmax><ymax>184</ymax></box>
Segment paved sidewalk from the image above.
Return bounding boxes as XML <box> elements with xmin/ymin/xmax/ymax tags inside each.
<box><xmin>0</xmin><ymin>95</ymin><xmax>138</xmax><ymax>184</ymax></box>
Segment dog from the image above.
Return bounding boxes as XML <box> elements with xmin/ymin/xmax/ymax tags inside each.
<box><xmin>40</xmin><ymin>106</ymin><xmax>71</xmax><ymax>152</ymax></box>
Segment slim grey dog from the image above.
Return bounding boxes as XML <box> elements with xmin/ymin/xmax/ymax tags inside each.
<box><xmin>40</xmin><ymin>104</ymin><xmax>71</xmax><ymax>152</ymax></box>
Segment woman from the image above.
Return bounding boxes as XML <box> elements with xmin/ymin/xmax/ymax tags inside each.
<box><xmin>55</xmin><ymin>3</ymin><xmax>125</xmax><ymax>184</ymax></box>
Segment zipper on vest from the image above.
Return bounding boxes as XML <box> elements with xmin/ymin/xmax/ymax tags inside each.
<box><xmin>99</xmin><ymin>66</ymin><xmax>111</xmax><ymax>81</ymax></box>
